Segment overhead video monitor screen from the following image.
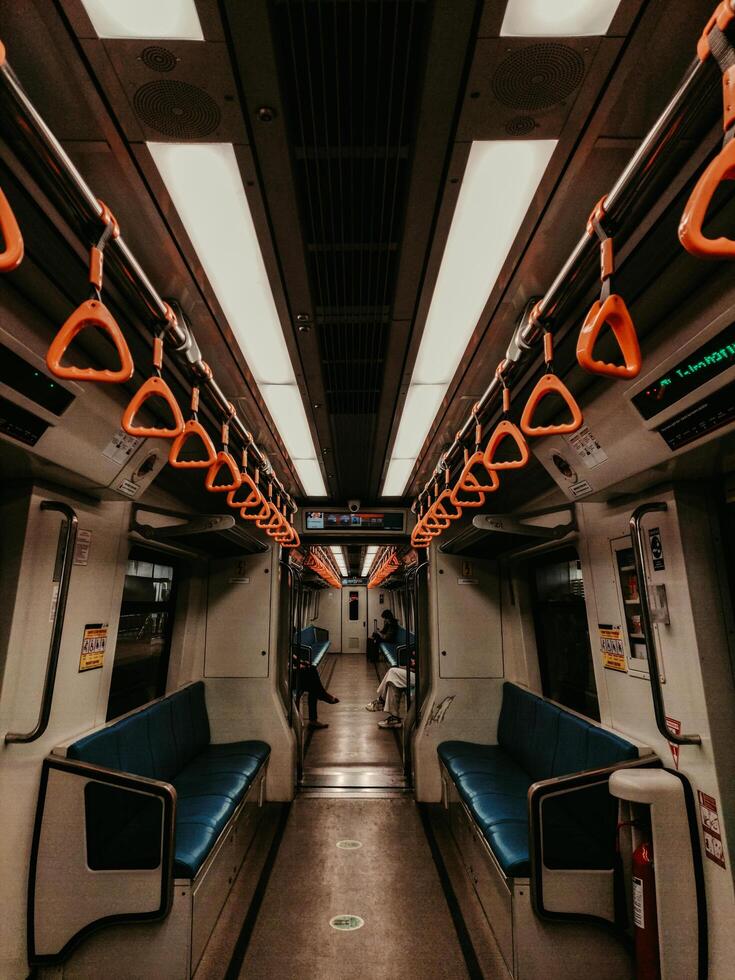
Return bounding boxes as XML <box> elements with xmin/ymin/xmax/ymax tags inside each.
<box><xmin>305</xmin><ymin>511</ymin><xmax>404</xmax><ymax>531</ymax></box>
<box><xmin>631</xmin><ymin>320</ymin><xmax>735</xmax><ymax>420</ymax></box>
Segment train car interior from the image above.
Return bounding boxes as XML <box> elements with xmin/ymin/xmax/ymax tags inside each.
<box><xmin>2</xmin><ymin>1</ymin><xmax>735</xmax><ymax>977</ymax></box>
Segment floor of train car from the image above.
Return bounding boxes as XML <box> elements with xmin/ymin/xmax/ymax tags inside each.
<box><xmin>300</xmin><ymin>653</ymin><xmax>406</xmax><ymax>790</ymax></box>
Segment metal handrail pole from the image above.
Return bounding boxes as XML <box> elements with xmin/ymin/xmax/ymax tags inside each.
<box><xmin>5</xmin><ymin>501</ymin><xmax>78</xmax><ymax>743</ymax></box>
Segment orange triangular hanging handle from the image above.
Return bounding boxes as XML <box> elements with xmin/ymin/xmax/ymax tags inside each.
<box><xmin>47</xmin><ymin>299</ymin><xmax>134</xmax><ymax>383</ymax></box>
<box><xmin>205</xmin><ymin>451</ymin><xmax>241</xmax><ymax>491</ymax></box>
<box><xmin>169</xmin><ymin>386</ymin><xmax>216</xmax><ymax>468</ymax></box>
<box><xmin>457</xmin><ymin>452</ymin><xmax>499</xmax><ymax>495</ymax></box>
<box><xmin>434</xmin><ymin>492</ymin><xmax>462</xmax><ymax>521</ymax></box>
<box><xmin>576</xmin><ymin>294</ymin><xmax>641</xmax><ymax>379</ymax></box>
<box><xmin>679</xmin><ymin>112</ymin><xmax>735</xmax><ymax>258</ymax></box>
<box><xmin>521</xmin><ymin>332</ymin><xmax>583</xmax><ymax>437</ymax></box>
<box><xmin>226</xmin><ymin>473</ymin><xmax>261</xmax><ymax>509</ymax></box>
<box><xmin>168</xmin><ymin>418</ymin><xmax>217</xmax><ymax>468</ymax></box>
<box><xmin>484</xmin><ymin>385</ymin><xmax>530</xmax><ymax>469</ymax></box>
<box><xmin>520</xmin><ymin>374</ymin><xmax>582</xmax><ymax>437</ymax></box>
<box><xmin>122</xmin><ymin>376</ymin><xmax>184</xmax><ymax>438</ymax></box>
<box><xmin>205</xmin><ymin>416</ymin><xmax>242</xmax><ymax>491</ymax></box>
<box><xmin>484</xmin><ymin>421</ymin><xmax>530</xmax><ymax>470</ymax></box>
<box><xmin>0</xmin><ymin>186</ymin><xmax>23</xmax><ymax>272</ymax></box>
<box><xmin>424</xmin><ymin>505</ymin><xmax>450</xmax><ymax>530</ymax></box>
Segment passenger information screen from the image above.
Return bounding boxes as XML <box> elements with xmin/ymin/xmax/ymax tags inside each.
<box><xmin>305</xmin><ymin>511</ymin><xmax>404</xmax><ymax>531</ymax></box>
<box><xmin>632</xmin><ymin>320</ymin><xmax>735</xmax><ymax>419</ymax></box>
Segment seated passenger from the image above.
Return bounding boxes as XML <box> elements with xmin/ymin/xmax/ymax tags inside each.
<box><xmin>366</xmin><ymin>608</ymin><xmax>398</xmax><ymax>662</ymax></box>
<box><xmin>294</xmin><ymin>655</ymin><xmax>339</xmax><ymax>729</ymax></box>
<box><xmin>365</xmin><ymin>654</ymin><xmax>414</xmax><ymax>729</ymax></box>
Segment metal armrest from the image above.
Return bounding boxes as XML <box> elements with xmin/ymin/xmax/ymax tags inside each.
<box><xmin>29</xmin><ymin>755</ymin><xmax>176</xmax><ymax>965</ymax></box>
<box><xmin>528</xmin><ymin>754</ymin><xmax>660</xmax><ymax>926</ymax></box>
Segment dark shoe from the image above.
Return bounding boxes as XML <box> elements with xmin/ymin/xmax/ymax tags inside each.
<box><xmin>308</xmin><ymin>720</ymin><xmax>329</xmax><ymax>729</ymax></box>
<box><xmin>324</xmin><ymin>693</ymin><xmax>340</xmax><ymax>704</ymax></box>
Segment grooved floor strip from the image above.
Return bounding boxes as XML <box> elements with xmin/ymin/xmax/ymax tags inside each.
<box><xmin>237</xmin><ymin>797</ymin><xmax>470</xmax><ymax>979</ymax></box>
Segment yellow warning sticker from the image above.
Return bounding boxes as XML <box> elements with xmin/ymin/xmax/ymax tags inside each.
<box><xmin>599</xmin><ymin>625</ymin><xmax>627</xmax><ymax>672</ymax></box>
<box><xmin>79</xmin><ymin>624</ymin><xmax>107</xmax><ymax>672</ymax></box>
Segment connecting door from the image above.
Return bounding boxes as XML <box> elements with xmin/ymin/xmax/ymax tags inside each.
<box><xmin>340</xmin><ymin>586</ymin><xmax>366</xmax><ymax>653</ymax></box>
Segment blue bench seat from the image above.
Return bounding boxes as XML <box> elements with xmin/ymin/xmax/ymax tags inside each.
<box><xmin>439</xmin><ymin>683</ymin><xmax>637</xmax><ymax>877</ymax></box>
<box><xmin>296</xmin><ymin>625</ymin><xmax>330</xmax><ymax>667</ymax></box>
<box><xmin>67</xmin><ymin>682</ymin><xmax>269</xmax><ymax>879</ymax></box>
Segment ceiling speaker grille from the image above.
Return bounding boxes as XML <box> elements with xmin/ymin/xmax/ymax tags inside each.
<box><xmin>132</xmin><ymin>80</ymin><xmax>221</xmax><ymax>138</ymax></box>
<box><xmin>140</xmin><ymin>45</ymin><xmax>178</xmax><ymax>73</ymax></box>
<box><xmin>505</xmin><ymin>115</ymin><xmax>536</xmax><ymax>136</ymax></box>
<box><xmin>492</xmin><ymin>44</ymin><xmax>585</xmax><ymax>111</ymax></box>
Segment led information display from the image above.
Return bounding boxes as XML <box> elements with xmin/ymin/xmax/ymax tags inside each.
<box><xmin>305</xmin><ymin>511</ymin><xmax>404</xmax><ymax>531</ymax></box>
<box><xmin>632</xmin><ymin>321</ymin><xmax>735</xmax><ymax>420</ymax></box>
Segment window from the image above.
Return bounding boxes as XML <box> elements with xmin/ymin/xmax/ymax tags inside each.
<box><xmin>107</xmin><ymin>548</ymin><xmax>178</xmax><ymax>721</ymax></box>
<box><xmin>530</xmin><ymin>547</ymin><xmax>599</xmax><ymax>720</ymax></box>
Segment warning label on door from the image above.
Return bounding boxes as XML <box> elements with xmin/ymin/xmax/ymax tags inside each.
<box><xmin>79</xmin><ymin>623</ymin><xmax>107</xmax><ymax>672</ymax></box>
<box><xmin>648</xmin><ymin>527</ymin><xmax>665</xmax><ymax>571</ymax></box>
<box><xmin>599</xmin><ymin>625</ymin><xmax>627</xmax><ymax>672</ymax></box>
<box><xmin>666</xmin><ymin>717</ymin><xmax>681</xmax><ymax>769</ymax></box>
<box><xmin>698</xmin><ymin>791</ymin><xmax>726</xmax><ymax>868</ymax></box>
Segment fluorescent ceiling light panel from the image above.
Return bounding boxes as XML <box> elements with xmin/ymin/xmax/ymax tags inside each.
<box><xmin>150</xmin><ymin>142</ymin><xmax>326</xmax><ymax>499</ymax></box>
<box><xmin>80</xmin><ymin>0</ymin><xmax>204</xmax><ymax>39</ymax></box>
<box><xmin>382</xmin><ymin>457</ymin><xmax>417</xmax><ymax>498</ymax></box>
<box><xmin>148</xmin><ymin>144</ymin><xmax>292</xmax><ymax>385</ymax></box>
<box><xmin>260</xmin><ymin>385</ymin><xmax>316</xmax><ymax>461</ymax></box>
<box><xmin>382</xmin><ymin>139</ymin><xmax>556</xmax><ymax>497</ymax></box>
<box><xmin>392</xmin><ymin>385</ymin><xmax>447</xmax><ymax>460</ymax></box>
<box><xmin>412</xmin><ymin>140</ymin><xmax>557</xmax><ymax>385</ymax></box>
<box><xmin>292</xmin><ymin>459</ymin><xmax>327</xmax><ymax>498</ymax></box>
<box><xmin>501</xmin><ymin>0</ymin><xmax>620</xmax><ymax>37</ymax></box>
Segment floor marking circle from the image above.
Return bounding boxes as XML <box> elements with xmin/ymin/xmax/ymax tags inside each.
<box><xmin>336</xmin><ymin>839</ymin><xmax>362</xmax><ymax>849</ymax></box>
<box><xmin>330</xmin><ymin>914</ymin><xmax>364</xmax><ymax>931</ymax></box>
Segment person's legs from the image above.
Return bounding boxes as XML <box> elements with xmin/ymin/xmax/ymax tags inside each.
<box><xmin>383</xmin><ymin>680</ymin><xmax>402</xmax><ymax>716</ymax></box>
<box><xmin>299</xmin><ymin>666</ymin><xmax>338</xmax><ymax>727</ymax></box>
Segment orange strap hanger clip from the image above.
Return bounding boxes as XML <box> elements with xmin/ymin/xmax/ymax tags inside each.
<box><xmin>47</xmin><ymin>200</ymin><xmax>134</xmax><ymax>384</ymax></box>
<box><xmin>577</xmin><ymin>196</ymin><xmax>641</xmax><ymax>380</ymax></box>
<box><xmin>121</xmin><ymin>331</ymin><xmax>185</xmax><ymax>438</ymax></box>
<box><xmin>521</xmin><ymin>321</ymin><xmax>583</xmax><ymax>438</ymax></box>
<box><xmin>680</xmin><ymin>2</ymin><xmax>735</xmax><ymax>258</ymax></box>
<box><xmin>484</xmin><ymin>369</ymin><xmax>530</xmax><ymax>470</ymax></box>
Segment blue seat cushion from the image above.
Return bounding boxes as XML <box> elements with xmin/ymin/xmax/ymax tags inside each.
<box><xmin>379</xmin><ymin>643</ymin><xmax>398</xmax><ymax>667</ymax></box>
<box><xmin>174</xmin><ymin>824</ymin><xmax>220</xmax><ymax>878</ymax></box>
<box><xmin>311</xmin><ymin>641</ymin><xmax>330</xmax><ymax>667</ymax></box>
<box><xmin>482</xmin><ymin>822</ymin><xmax>531</xmax><ymax>877</ymax></box>
<box><xmin>439</xmin><ymin>685</ymin><xmax>638</xmax><ymax>878</ymax></box>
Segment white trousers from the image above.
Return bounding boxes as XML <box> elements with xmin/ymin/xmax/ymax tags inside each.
<box><xmin>377</xmin><ymin>666</ymin><xmax>414</xmax><ymax>716</ymax></box>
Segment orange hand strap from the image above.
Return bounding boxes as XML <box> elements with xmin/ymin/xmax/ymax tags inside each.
<box><xmin>205</xmin><ymin>420</ymin><xmax>242</xmax><ymax>492</ymax></box>
<box><xmin>680</xmin><ymin>6</ymin><xmax>735</xmax><ymax>257</ymax></box>
<box><xmin>0</xmin><ymin>186</ymin><xmax>23</xmax><ymax>272</ymax></box>
<box><xmin>121</xmin><ymin>338</ymin><xmax>184</xmax><ymax>438</ymax></box>
<box><xmin>168</xmin><ymin>387</ymin><xmax>217</xmax><ymax>468</ymax></box>
<box><xmin>484</xmin><ymin>385</ymin><xmax>530</xmax><ymax>469</ymax></box>
<box><xmin>521</xmin><ymin>332</ymin><xmax>583</xmax><ymax>437</ymax></box>
<box><xmin>577</xmin><ymin>294</ymin><xmax>641</xmax><ymax>379</ymax></box>
<box><xmin>454</xmin><ymin>419</ymin><xmax>499</xmax><ymax>495</ymax></box>
<box><xmin>47</xmin><ymin>299</ymin><xmax>134</xmax><ymax>383</ymax></box>
<box><xmin>577</xmin><ymin>197</ymin><xmax>641</xmax><ymax>379</ymax></box>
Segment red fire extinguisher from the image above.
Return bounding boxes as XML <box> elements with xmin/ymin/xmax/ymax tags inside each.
<box><xmin>632</xmin><ymin>839</ymin><xmax>660</xmax><ymax>979</ymax></box>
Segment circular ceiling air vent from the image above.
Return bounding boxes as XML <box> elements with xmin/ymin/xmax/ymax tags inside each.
<box><xmin>132</xmin><ymin>80</ymin><xmax>221</xmax><ymax>138</ymax></box>
<box><xmin>492</xmin><ymin>44</ymin><xmax>585</xmax><ymax>111</ymax></box>
<box><xmin>140</xmin><ymin>45</ymin><xmax>178</xmax><ymax>73</ymax></box>
<box><xmin>505</xmin><ymin>115</ymin><xmax>536</xmax><ymax>136</ymax></box>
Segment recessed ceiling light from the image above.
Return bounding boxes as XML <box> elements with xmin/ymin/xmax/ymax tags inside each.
<box><xmin>79</xmin><ymin>0</ymin><xmax>204</xmax><ymax>39</ymax></box>
<box><xmin>501</xmin><ymin>0</ymin><xmax>620</xmax><ymax>37</ymax></box>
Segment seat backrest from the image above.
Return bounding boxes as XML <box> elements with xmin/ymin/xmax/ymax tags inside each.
<box><xmin>497</xmin><ymin>682</ymin><xmax>637</xmax><ymax>781</ymax></box>
<box><xmin>299</xmin><ymin>626</ymin><xmax>317</xmax><ymax>646</ymax></box>
<box><xmin>67</xmin><ymin>681</ymin><xmax>210</xmax><ymax>781</ymax></box>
